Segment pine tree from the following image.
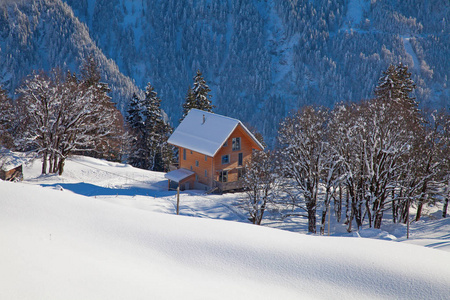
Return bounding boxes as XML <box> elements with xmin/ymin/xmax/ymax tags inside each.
<box><xmin>126</xmin><ymin>93</ymin><xmax>146</xmax><ymax>168</ymax></box>
<box><xmin>374</xmin><ymin>63</ymin><xmax>419</xmax><ymax>126</ymax></box>
<box><xmin>180</xmin><ymin>86</ymin><xmax>195</xmax><ymax>122</ymax></box>
<box><xmin>180</xmin><ymin>70</ymin><xmax>214</xmax><ymax>122</ymax></box>
<box><xmin>0</xmin><ymin>85</ymin><xmax>14</xmax><ymax>148</ymax></box>
<box><xmin>126</xmin><ymin>93</ymin><xmax>144</xmax><ymax>132</ymax></box>
<box><xmin>127</xmin><ymin>83</ymin><xmax>173</xmax><ymax>171</ymax></box>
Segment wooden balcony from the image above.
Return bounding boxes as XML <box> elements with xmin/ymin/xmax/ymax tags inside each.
<box><xmin>213</xmin><ymin>179</ymin><xmax>245</xmax><ymax>193</ymax></box>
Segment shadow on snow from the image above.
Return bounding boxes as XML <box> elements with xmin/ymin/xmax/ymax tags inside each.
<box><xmin>40</xmin><ymin>182</ymin><xmax>174</xmax><ymax>198</ymax></box>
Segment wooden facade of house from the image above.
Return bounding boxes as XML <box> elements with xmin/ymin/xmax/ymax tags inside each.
<box><xmin>165</xmin><ymin>109</ymin><xmax>263</xmax><ymax>192</ymax></box>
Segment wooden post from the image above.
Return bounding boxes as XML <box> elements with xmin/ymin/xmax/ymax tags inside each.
<box><xmin>407</xmin><ymin>197</ymin><xmax>410</xmax><ymax>239</ymax></box>
<box><xmin>176</xmin><ymin>185</ymin><xmax>180</xmax><ymax>215</ymax></box>
<box><xmin>327</xmin><ymin>202</ymin><xmax>331</xmax><ymax>236</ymax></box>
<box><xmin>168</xmin><ymin>179</ymin><xmax>171</xmax><ymax>191</ymax></box>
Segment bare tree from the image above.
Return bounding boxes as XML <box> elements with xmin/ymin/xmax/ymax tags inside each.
<box><xmin>242</xmin><ymin>150</ymin><xmax>277</xmax><ymax>225</ymax></box>
<box><xmin>16</xmin><ymin>68</ymin><xmax>120</xmax><ymax>175</ymax></box>
<box><xmin>278</xmin><ymin>106</ymin><xmax>329</xmax><ymax>233</ymax></box>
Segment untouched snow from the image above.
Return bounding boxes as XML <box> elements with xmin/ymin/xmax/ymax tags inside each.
<box><xmin>345</xmin><ymin>0</ymin><xmax>370</xmax><ymax>28</ymax></box>
<box><xmin>402</xmin><ymin>36</ymin><xmax>420</xmax><ymax>72</ymax></box>
<box><xmin>1</xmin><ymin>156</ymin><xmax>450</xmax><ymax>299</ymax></box>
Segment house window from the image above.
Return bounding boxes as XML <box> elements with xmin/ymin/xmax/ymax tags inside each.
<box><xmin>238</xmin><ymin>168</ymin><xmax>246</xmax><ymax>179</ymax></box>
<box><xmin>190</xmin><ymin>151</ymin><xmax>193</xmax><ymax>154</ymax></box>
<box><xmin>205</xmin><ymin>155</ymin><xmax>208</xmax><ymax>161</ymax></box>
<box><xmin>221</xmin><ymin>155</ymin><xmax>229</xmax><ymax>164</ymax></box>
<box><xmin>195</xmin><ymin>160</ymin><xmax>199</xmax><ymax>167</ymax></box>
<box><xmin>232</xmin><ymin>137</ymin><xmax>241</xmax><ymax>151</ymax></box>
<box><xmin>219</xmin><ymin>170</ymin><xmax>228</xmax><ymax>182</ymax></box>
<box><xmin>223</xmin><ymin>140</ymin><xmax>228</xmax><ymax>147</ymax></box>
<box><xmin>195</xmin><ymin>174</ymin><xmax>199</xmax><ymax>181</ymax></box>
<box><xmin>205</xmin><ymin>170</ymin><xmax>207</xmax><ymax>177</ymax></box>
<box><xmin>183</xmin><ymin>149</ymin><xmax>186</xmax><ymax>160</ymax></box>
<box><xmin>238</xmin><ymin>152</ymin><xmax>243</xmax><ymax>166</ymax></box>
<box><xmin>190</xmin><ymin>166</ymin><xmax>193</xmax><ymax>171</ymax></box>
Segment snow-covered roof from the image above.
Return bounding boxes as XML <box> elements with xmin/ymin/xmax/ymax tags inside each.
<box><xmin>168</xmin><ymin>109</ymin><xmax>264</xmax><ymax>157</ymax></box>
<box><xmin>0</xmin><ymin>149</ymin><xmax>33</xmax><ymax>171</ymax></box>
<box><xmin>164</xmin><ymin>168</ymin><xmax>195</xmax><ymax>182</ymax></box>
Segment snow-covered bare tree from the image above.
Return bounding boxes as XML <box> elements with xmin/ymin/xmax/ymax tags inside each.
<box><xmin>278</xmin><ymin>106</ymin><xmax>330</xmax><ymax>233</ymax></box>
<box><xmin>79</xmin><ymin>55</ymin><xmax>124</xmax><ymax>161</ymax></box>
<box><xmin>16</xmin><ymin>68</ymin><xmax>121</xmax><ymax>175</ymax></box>
<box><xmin>242</xmin><ymin>150</ymin><xmax>277</xmax><ymax>225</ymax></box>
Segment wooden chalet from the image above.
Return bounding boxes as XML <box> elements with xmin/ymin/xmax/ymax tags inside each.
<box><xmin>165</xmin><ymin>109</ymin><xmax>264</xmax><ymax>192</ymax></box>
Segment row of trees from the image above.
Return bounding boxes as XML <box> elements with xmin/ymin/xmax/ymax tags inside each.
<box><xmin>0</xmin><ymin>61</ymin><xmax>214</xmax><ymax>176</ymax></box>
<box><xmin>243</xmin><ymin>64</ymin><xmax>450</xmax><ymax>231</ymax></box>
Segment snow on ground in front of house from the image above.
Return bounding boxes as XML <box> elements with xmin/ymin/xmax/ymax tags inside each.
<box><xmin>22</xmin><ymin>156</ymin><xmax>450</xmax><ymax>252</ymax></box>
<box><xmin>1</xmin><ymin>156</ymin><xmax>450</xmax><ymax>299</ymax></box>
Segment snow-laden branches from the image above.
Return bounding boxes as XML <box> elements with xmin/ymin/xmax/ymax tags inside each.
<box><xmin>16</xmin><ymin>66</ymin><xmax>122</xmax><ymax>175</ymax></box>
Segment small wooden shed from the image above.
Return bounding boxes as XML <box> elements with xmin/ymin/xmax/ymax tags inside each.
<box><xmin>0</xmin><ymin>149</ymin><xmax>32</xmax><ymax>181</ymax></box>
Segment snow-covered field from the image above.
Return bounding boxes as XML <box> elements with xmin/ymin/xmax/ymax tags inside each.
<box><xmin>1</xmin><ymin>156</ymin><xmax>450</xmax><ymax>299</ymax></box>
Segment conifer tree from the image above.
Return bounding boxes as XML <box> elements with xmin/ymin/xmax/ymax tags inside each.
<box><xmin>374</xmin><ymin>63</ymin><xmax>419</xmax><ymax>126</ymax></box>
<box><xmin>126</xmin><ymin>93</ymin><xmax>146</xmax><ymax>168</ymax></box>
<box><xmin>127</xmin><ymin>83</ymin><xmax>172</xmax><ymax>171</ymax></box>
<box><xmin>180</xmin><ymin>70</ymin><xmax>214</xmax><ymax>121</ymax></box>
<box><xmin>0</xmin><ymin>85</ymin><xmax>14</xmax><ymax>148</ymax></box>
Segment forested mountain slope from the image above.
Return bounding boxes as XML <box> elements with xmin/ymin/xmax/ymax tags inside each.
<box><xmin>63</xmin><ymin>0</ymin><xmax>449</xmax><ymax>145</ymax></box>
<box><xmin>0</xmin><ymin>0</ymin><xmax>141</xmax><ymax>112</ymax></box>
<box><xmin>1</xmin><ymin>0</ymin><xmax>448</xmax><ymax>145</ymax></box>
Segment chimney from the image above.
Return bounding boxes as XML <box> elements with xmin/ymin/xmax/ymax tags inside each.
<box><xmin>202</xmin><ymin>114</ymin><xmax>205</xmax><ymax>124</ymax></box>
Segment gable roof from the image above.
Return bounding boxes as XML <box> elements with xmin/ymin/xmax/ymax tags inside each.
<box><xmin>164</xmin><ymin>168</ymin><xmax>195</xmax><ymax>182</ymax></box>
<box><xmin>0</xmin><ymin>148</ymin><xmax>34</xmax><ymax>171</ymax></box>
<box><xmin>168</xmin><ymin>109</ymin><xmax>264</xmax><ymax>157</ymax></box>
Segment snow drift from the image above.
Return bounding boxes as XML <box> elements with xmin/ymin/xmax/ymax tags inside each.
<box><xmin>1</xmin><ymin>179</ymin><xmax>450</xmax><ymax>299</ymax></box>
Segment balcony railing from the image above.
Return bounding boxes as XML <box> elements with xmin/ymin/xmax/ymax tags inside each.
<box><xmin>213</xmin><ymin>179</ymin><xmax>245</xmax><ymax>192</ymax></box>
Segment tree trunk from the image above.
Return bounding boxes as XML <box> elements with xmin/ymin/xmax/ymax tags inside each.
<box><xmin>307</xmin><ymin>199</ymin><xmax>316</xmax><ymax>233</ymax></box>
<box><xmin>336</xmin><ymin>184</ymin><xmax>342</xmax><ymax>223</ymax></box>
<box><xmin>365</xmin><ymin>196</ymin><xmax>372</xmax><ymax>228</ymax></box>
<box><xmin>256</xmin><ymin>200</ymin><xmax>266</xmax><ymax>226</ymax></box>
<box><xmin>415</xmin><ymin>180</ymin><xmax>428</xmax><ymax>221</ymax></box>
<box><xmin>443</xmin><ymin>198</ymin><xmax>449</xmax><ymax>218</ymax></box>
<box><xmin>41</xmin><ymin>151</ymin><xmax>48</xmax><ymax>174</ymax></box>
<box><xmin>58</xmin><ymin>158</ymin><xmax>65</xmax><ymax>175</ymax></box>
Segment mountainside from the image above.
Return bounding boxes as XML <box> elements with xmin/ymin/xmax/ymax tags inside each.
<box><xmin>1</xmin><ymin>0</ymin><xmax>448</xmax><ymax>145</ymax></box>
<box><xmin>0</xmin><ymin>0</ymin><xmax>141</xmax><ymax>112</ymax></box>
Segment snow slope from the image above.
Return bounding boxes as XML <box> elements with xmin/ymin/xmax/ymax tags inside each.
<box><xmin>1</xmin><ymin>156</ymin><xmax>450</xmax><ymax>299</ymax></box>
<box><xmin>2</xmin><ymin>179</ymin><xmax>450</xmax><ymax>299</ymax></box>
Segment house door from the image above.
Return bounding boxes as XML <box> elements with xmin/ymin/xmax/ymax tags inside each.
<box><xmin>185</xmin><ymin>182</ymin><xmax>190</xmax><ymax>190</ymax></box>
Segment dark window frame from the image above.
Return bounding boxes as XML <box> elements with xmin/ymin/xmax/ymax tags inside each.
<box><xmin>219</xmin><ymin>170</ymin><xmax>228</xmax><ymax>182</ymax></box>
<box><xmin>238</xmin><ymin>152</ymin><xmax>243</xmax><ymax>166</ymax></box>
<box><xmin>221</xmin><ymin>154</ymin><xmax>230</xmax><ymax>165</ymax></box>
<box><xmin>232</xmin><ymin>137</ymin><xmax>241</xmax><ymax>151</ymax></box>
